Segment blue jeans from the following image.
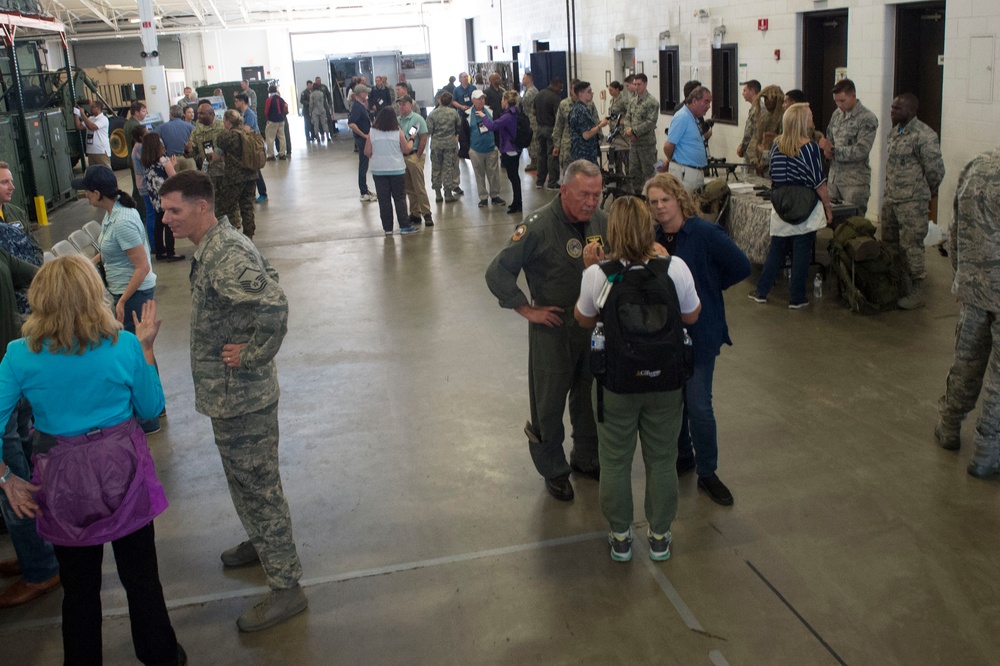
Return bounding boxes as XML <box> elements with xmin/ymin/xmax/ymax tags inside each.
<box><xmin>112</xmin><ymin>287</ymin><xmax>160</xmax><ymax>434</ymax></box>
<box><xmin>0</xmin><ymin>399</ymin><xmax>59</xmax><ymax>583</ymax></box>
<box><xmin>355</xmin><ymin>136</ymin><xmax>371</xmax><ymax>195</ymax></box>
<box><xmin>755</xmin><ymin>232</ymin><xmax>816</xmax><ymax>305</ymax></box>
<box><xmin>141</xmin><ymin>194</ymin><xmax>156</xmax><ymax>251</ymax></box>
<box><xmin>677</xmin><ymin>356</ymin><xmax>718</xmax><ymax>477</ymax></box>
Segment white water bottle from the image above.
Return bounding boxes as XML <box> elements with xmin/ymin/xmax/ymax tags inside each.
<box><xmin>813</xmin><ymin>274</ymin><xmax>823</xmax><ymax>298</ymax></box>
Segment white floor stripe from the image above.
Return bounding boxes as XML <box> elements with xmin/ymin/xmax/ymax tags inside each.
<box><xmin>709</xmin><ymin>649</ymin><xmax>731</xmax><ymax>665</ymax></box>
<box><xmin>639</xmin><ymin>547</ymin><xmax>705</xmax><ymax>632</ymax></box>
<box><xmin>0</xmin><ymin>530</ymin><xmax>607</xmax><ymax>632</ymax></box>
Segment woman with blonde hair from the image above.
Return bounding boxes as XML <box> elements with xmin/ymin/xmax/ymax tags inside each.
<box><xmin>477</xmin><ymin>89</ymin><xmax>524</xmax><ymax>213</ymax></box>
<box><xmin>644</xmin><ymin>173</ymin><xmax>750</xmax><ymax>506</ymax></box>
<box><xmin>574</xmin><ymin>196</ymin><xmax>701</xmax><ymax>562</ymax></box>
<box><xmin>750</xmin><ymin>102</ymin><xmax>832</xmax><ymax>309</ymax></box>
<box><xmin>0</xmin><ymin>255</ymin><xmax>185</xmax><ymax>664</ymax></box>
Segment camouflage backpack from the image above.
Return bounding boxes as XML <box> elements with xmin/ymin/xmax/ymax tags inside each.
<box><xmin>696</xmin><ymin>180</ymin><xmax>731</xmax><ymax>224</ymax></box>
<box><xmin>828</xmin><ymin>216</ymin><xmax>904</xmax><ymax>314</ymax></box>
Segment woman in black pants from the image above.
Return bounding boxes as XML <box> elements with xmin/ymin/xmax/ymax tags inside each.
<box><xmin>477</xmin><ymin>90</ymin><xmax>523</xmax><ymax>214</ymax></box>
<box><xmin>141</xmin><ymin>133</ymin><xmax>185</xmax><ymax>262</ymax></box>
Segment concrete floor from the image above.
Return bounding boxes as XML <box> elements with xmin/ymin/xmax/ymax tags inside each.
<box><xmin>0</xmin><ymin>120</ymin><xmax>994</xmax><ymax>665</ymax></box>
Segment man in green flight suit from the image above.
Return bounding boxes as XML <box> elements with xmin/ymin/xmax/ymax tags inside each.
<box><xmin>485</xmin><ymin>160</ymin><xmax>608</xmax><ymax>501</ymax></box>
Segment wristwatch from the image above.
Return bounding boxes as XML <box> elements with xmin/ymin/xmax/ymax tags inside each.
<box><xmin>0</xmin><ymin>464</ymin><xmax>10</xmax><ymax>486</ymax></box>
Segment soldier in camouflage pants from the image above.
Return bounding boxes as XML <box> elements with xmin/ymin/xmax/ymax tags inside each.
<box><xmin>216</xmin><ymin>111</ymin><xmax>257</xmax><ymax>239</ymax></box>
<box><xmin>159</xmin><ymin>170</ymin><xmax>307</xmax><ymax>632</ymax></box>
<box><xmin>426</xmin><ymin>92</ymin><xmax>462</xmax><ymax>202</ymax></box>
<box><xmin>880</xmin><ymin>94</ymin><xmax>945</xmax><ymax>309</ymax></box>
<box><xmin>624</xmin><ymin>74</ymin><xmax>660</xmax><ymax>195</ymax></box>
<box><xmin>821</xmin><ymin>79</ymin><xmax>878</xmax><ymax>216</ymax></box>
<box><xmin>936</xmin><ymin>145</ymin><xmax>1000</xmax><ymax>480</ymax></box>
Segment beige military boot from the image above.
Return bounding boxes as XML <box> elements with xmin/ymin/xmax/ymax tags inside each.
<box><xmin>898</xmin><ymin>279</ymin><xmax>926</xmax><ymax>310</ymax></box>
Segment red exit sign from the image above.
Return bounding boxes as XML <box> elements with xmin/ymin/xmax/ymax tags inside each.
<box><xmin>142</xmin><ymin>21</ymin><xmax>152</xmax><ymax>28</ymax></box>
<box><xmin>758</xmin><ymin>18</ymin><xmax>768</xmax><ymax>31</ymax></box>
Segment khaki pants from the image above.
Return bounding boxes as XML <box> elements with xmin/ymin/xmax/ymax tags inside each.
<box><xmin>470</xmin><ymin>148</ymin><xmax>502</xmax><ymax>201</ymax></box>
<box><xmin>264</xmin><ymin>121</ymin><xmax>287</xmax><ymax>158</ymax></box>
<box><xmin>87</xmin><ymin>153</ymin><xmax>111</xmax><ymax>168</ymax></box>
<box><xmin>403</xmin><ymin>153</ymin><xmax>430</xmax><ymax>216</ymax></box>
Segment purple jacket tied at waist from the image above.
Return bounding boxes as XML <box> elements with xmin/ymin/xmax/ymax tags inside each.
<box><xmin>32</xmin><ymin>418</ymin><xmax>167</xmax><ymax>547</ymax></box>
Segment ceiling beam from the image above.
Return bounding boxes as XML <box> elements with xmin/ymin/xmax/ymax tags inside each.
<box><xmin>75</xmin><ymin>0</ymin><xmax>117</xmax><ymax>30</ymax></box>
<box><xmin>184</xmin><ymin>0</ymin><xmax>206</xmax><ymax>25</ymax></box>
<box><xmin>202</xmin><ymin>0</ymin><xmax>227</xmax><ymax>29</ymax></box>
<box><xmin>237</xmin><ymin>0</ymin><xmax>250</xmax><ymax>23</ymax></box>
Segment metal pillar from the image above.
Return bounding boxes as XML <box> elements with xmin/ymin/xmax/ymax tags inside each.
<box><xmin>60</xmin><ymin>32</ymin><xmax>86</xmax><ymax>171</ymax></box>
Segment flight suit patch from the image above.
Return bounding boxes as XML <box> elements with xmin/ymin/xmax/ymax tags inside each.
<box><xmin>512</xmin><ymin>224</ymin><xmax>527</xmax><ymax>241</ymax></box>
<box><xmin>586</xmin><ymin>235</ymin><xmax>604</xmax><ymax>247</ymax></box>
<box><xmin>566</xmin><ymin>238</ymin><xmax>583</xmax><ymax>258</ymax></box>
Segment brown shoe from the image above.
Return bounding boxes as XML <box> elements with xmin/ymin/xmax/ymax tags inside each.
<box><xmin>0</xmin><ymin>575</ymin><xmax>61</xmax><ymax>607</ymax></box>
<box><xmin>0</xmin><ymin>558</ymin><xmax>20</xmax><ymax>577</ymax></box>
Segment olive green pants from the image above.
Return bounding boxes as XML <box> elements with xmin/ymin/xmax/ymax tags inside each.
<box><xmin>593</xmin><ymin>385</ymin><xmax>682</xmax><ymax>535</ymax></box>
<box><xmin>527</xmin><ymin>322</ymin><xmax>599</xmax><ymax>479</ymax></box>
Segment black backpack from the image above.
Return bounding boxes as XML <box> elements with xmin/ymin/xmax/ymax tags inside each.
<box><xmin>590</xmin><ymin>259</ymin><xmax>693</xmax><ymax>419</ymax></box>
<box><xmin>514</xmin><ymin>109</ymin><xmax>533</xmax><ymax>150</ymax></box>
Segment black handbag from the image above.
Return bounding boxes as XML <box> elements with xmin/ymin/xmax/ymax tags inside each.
<box><xmin>770</xmin><ymin>184</ymin><xmax>818</xmax><ymax>224</ymax></box>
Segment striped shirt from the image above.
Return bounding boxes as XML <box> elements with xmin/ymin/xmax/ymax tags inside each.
<box><xmin>769</xmin><ymin>141</ymin><xmax>825</xmax><ymax>190</ymax></box>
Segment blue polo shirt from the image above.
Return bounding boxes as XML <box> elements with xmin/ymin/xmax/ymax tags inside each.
<box><xmin>242</xmin><ymin>107</ymin><xmax>259</xmax><ymax>133</ymax></box>
<box><xmin>154</xmin><ymin>118</ymin><xmax>194</xmax><ymax>156</ymax></box>
<box><xmin>348</xmin><ymin>100</ymin><xmax>371</xmax><ymax>137</ymax></box>
<box><xmin>666</xmin><ymin>106</ymin><xmax>707</xmax><ymax>168</ymax></box>
<box><xmin>452</xmin><ymin>84</ymin><xmax>475</xmax><ymax>115</ymax></box>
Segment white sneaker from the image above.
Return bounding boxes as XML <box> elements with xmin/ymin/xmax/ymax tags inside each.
<box><xmin>366</xmin><ymin>192</ymin><xmax>378</xmax><ymax>202</ymax></box>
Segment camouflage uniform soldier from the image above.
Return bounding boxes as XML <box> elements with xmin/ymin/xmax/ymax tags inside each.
<box><xmin>426</xmin><ymin>92</ymin><xmax>463</xmax><ymax>203</ymax></box>
<box><xmin>821</xmin><ymin>78</ymin><xmax>878</xmax><ymax>216</ymax></box>
<box><xmin>187</xmin><ymin>101</ymin><xmax>226</xmax><ymax>217</ymax></box>
<box><xmin>736</xmin><ymin>80</ymin><xmax>761</xmax><ymax>164</ymax></box>
<box><xmin>880</xmin><ymin>94</ymin><xmax>945</xmax><ymax>310</ymax></box>
<box><xmin>749</xmin><ymin>85</ymin><xmax>784</xmax><ymax>173</ymax></box>
<box><xmin>309</xmin><ymin>85</ymin><xmax>331</xmax><ymax>140</ymax></box>
<box><xmin>215</xmin><ymin>110</ymin><xmax>257</xmax><ymax>239</ymax></box>
<box><xmin>934</xmin><ymin>146</ymin><xmax>1000</xmax><ymax>481</ymax></box>
<box><xmin>623</xmin><ymin>73</ymin><xmax>659</xmax><ymax>195</ymax></box>
<box><xmin>519</xmin><ymin>74</ymin><xmax>540</xmax><ymax>170</ymax></box>
<box><xmin>159</xmin><ymin>170</ymin><xmax>308</xmax><ymax>632</ymax></box>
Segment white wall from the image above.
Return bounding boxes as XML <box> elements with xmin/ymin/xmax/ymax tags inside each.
<box><xmin>463</xmin><ymin>0</ymin><xmax>1000</xmax><ymax>227</ymax></box>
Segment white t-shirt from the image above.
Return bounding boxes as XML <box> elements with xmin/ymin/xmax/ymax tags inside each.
<box><xmin>576</xmin><ymin>257</ymin><xmax>701</xmax><ymax>318</ymax></box>
<box><xmin>86</xmin><ymin>113</ymin><xmax>110</xmax><ymax>156</ymax></box>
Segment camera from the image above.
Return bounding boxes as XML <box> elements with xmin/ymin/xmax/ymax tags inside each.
<box><xmin>703</xmin><ymin>119</ymin><xmax>715</xmax><ymax>128</ymax></box>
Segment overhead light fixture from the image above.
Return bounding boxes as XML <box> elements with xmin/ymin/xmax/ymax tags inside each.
<box><xmin>128</xmin><ymin>16</ymin><xmax>161</xmax><ymax>23</ymax></box>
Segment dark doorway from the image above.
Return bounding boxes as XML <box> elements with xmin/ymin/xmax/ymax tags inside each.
<box><xmin>511</xmin><ymin>45</ymin><xmax>520</xmax><ymax>86</ymax></box>
<box><xmin>894</xmin><ymin>2</ymin><xmax>945</xmax><ymax>134</ymax></box>
<box><xmin>534</xmin><ymin>40</ymin><xmax>550</xmax><ymax>53</ymax></box>
<box><xmin>802</xmin><ymin>10</ymin><xmax>848</xmax><ymax>133</ymax></box>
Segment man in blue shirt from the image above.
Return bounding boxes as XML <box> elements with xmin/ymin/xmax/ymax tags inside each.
<box><xmin>663</xmin><ymin>86</ymin><xmax>713</xmax><ymax>193</ymax></box>
<box><xmin>451</xmin><ymin>73</ymin><xmax>476</xmax><ymax>159</ymax></box>
<box><xmin>154</xmin><ymin>105</ymin><xmax>194</xmax><ymax>156</ymax></box>
<box><xmin>235</xmin><ymin>93</ymin><xmax>268</xmax><ymax>203</ymax></box>
<box><xmin>347</xmin><ymin>85</ymin><xmax>376</xmax><ymax>202</ymax></box>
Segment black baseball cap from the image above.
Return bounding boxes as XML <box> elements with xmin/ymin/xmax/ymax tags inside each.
<box><xmin>71</xmin><ymin>165</ymin><xmax>118</xmax><ymax>197</ymax></box>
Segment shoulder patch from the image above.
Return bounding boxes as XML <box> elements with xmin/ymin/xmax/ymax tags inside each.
<box><xmin>512</xmin><ymin>224</ymin><xmax>527</xmax><ymax>241</ymax></box>
<box><xmin>237</xmin><ymin>266</ymin><xmax>268</xmax><ymax>293</ymax></box>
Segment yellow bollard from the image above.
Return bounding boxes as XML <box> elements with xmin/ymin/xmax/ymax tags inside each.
<box><xmin>33</xmin><ymin>196</ymin><xmax>49</xmax><ymax>226</ymax></box>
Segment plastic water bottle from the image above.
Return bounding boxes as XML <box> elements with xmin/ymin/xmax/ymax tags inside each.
<box><xmin>591</xmin><ymin>322</ymin><xmax>605</xmax><ymax>351</ymax></box>
<box><xmin>591</xmin><ymin>323</ymin><xmax>606</xmax><ymax>374</ymax></box>
<box><xmin>813</xmin><ymin>274</ymin><xmax>823</xmax><ymax>298</ymax></box>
